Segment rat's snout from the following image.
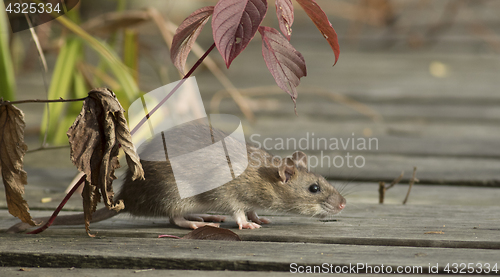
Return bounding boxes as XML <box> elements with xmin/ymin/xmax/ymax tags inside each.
<box><xmin>325</xmin><ymin>195</ymin><xmax>347</xmax><ymax>214</ymax></box>
<box><xmin>339</xmin><ymin>198</ymin><xmax>346</xmax><ymax>210</ymax></box>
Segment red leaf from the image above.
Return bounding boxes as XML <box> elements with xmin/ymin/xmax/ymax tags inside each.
<box><xmin>212</xmin><ymin>0</ymin><xmax>268</xmax><ymax>68</ymax></box>
<box><xmin>181</xmin><ymin>226</ymin><xmax>241</xmax><ymax>241</ymax></box>
<box><xmin>171</xmin><ymin>6</ymin><xmax>214</xmax><ymax>73</ymax></box>
<box><xmin>275</xmin><ymin>0</ymin><xmax>294</xmax><ymax>40</ymax></box>
<box><xmin>295</xmin><ymin>0</ymin><xmax>340</xmax><ymax>65</ymax></box>
<box><xmin>258</xmin><ymin>26</ymin><xmax>306</xmax><ymax>112</ymax></box>
<box><xmin>158</xmin><ymin>226</ymin><xmax>241</xmax><ymax>241</ymax></box>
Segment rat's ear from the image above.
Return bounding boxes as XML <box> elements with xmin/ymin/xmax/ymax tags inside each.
<box><xmin>278</xmin><ymin>157</ymin><xmax>295</xmax><ymax>183</ymax></box>
<box><xmin>291</xmin><ymin>151</ymin><xmax>307</xmax><ymax>169</ymax></box>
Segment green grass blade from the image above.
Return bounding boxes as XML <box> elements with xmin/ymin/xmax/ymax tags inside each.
<box><xmin>52</xmin><ymin>69</ymin><xmax>88</xmax><ymax>145</ymax></box>
<box><xmin>40</xmin><ymin>37</ymin><xmax>82</xmax><ymax>144</ymax></box>
<box><xmin>55</xmin><ymin>15</ymin><xmax>139</xmax><ymax>108</ymax></box>
<box><xmin>0</xmin><ymin>1</ymin><xmax>16</xmax><ymax>101</ymax></box>
<box><xmin>123</xmin><ymin>29</ymin><xmax>139</xmax><ymax>83</ymax></box>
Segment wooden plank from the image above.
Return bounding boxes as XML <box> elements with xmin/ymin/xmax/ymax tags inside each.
<box><xmin>243</xmin><ymin>118</ymin><xmax>500</xmax><ymax>157</ymax></box>
<box><xmin>318</xmin><ymin>154</ymin><xmax>500</xmax><ymax>185</ymax></box>
<box><xmin>1</xmin><ymin>235</ymin><xmax>500</xmax><ymax>273</ymax></box>
<box><xmin>206</xmin><ymin>45</ymin><xmax>500</xmax><ymax>99</ymax></box>
<box><xmin>341</xmin><ymin>183</ymin><xmax>500</xmax><ymax>207</ymax></box>
<box><xmin>219</xmin><ymin>95</ymin><xmax>500</xmax><ymax>123</ymax></box>
<box><xmin>229</xmin><ymin>118</ymin><xmax>500</xmax><ymax>184</ymax></box>
<box><xmin>2</xmin><ymin>176</ymin><xmax>499</xmax><ymax>213</ymax></box>
<box><xmin>0</xmin><ymin>268</ymin><xmax>294</xmax><ymax>277</ymax></box>
<box><xmin>256</xmin><ymin>151</ymin><xmax>500</xmax><ymax>185</ymax></box>
<box><xmin>205</xmin><ymin>49</ymin><xmax>500</xmax><ymax>186</ymax></box>
<box><xmin>2</xmin><ymin>201</ymin><xmax>500</xmax><ymax>247</ymax></box>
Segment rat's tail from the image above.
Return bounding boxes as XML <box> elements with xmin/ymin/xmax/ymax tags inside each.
<box><xmin>5</xmin><ymin>207</ymin><xmax>119</xmax><ymax>233</ymax></box>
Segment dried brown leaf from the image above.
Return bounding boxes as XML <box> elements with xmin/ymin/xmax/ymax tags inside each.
<box><xmin>82</xmin><ymin>180</ymin><xmax>100</xmax><ymax>237</ymax></box>
<box><xmin>0</xmin><ymin>102</ymin><xmax>35</xmax><ymax>226</ymax></box>
<box><xmin>181</xmin><ymin>226</ymin><xmax>241</xmax><ymax>241</ymax></box>
<box><xmin>67</xmin><ymin>88</ymin><xmax>144</xmax><ymax>235</ymax></box>
<box><xmin>115</xmin><ymin>112</ymin><xmax>144</xmax><ymax>181</ymax></box>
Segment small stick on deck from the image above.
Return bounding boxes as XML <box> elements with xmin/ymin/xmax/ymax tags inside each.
<box><xmin>403</xmin><ymin>167</ymin><xmax>419</xmax><ymax>205</ymax></box>
<box><xmin>378</xmin><ymin>171</ymin><xmax>404</xmax><ymax>204</ymax></box>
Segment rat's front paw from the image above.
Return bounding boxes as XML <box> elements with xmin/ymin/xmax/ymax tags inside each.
<box><xmin>234</xmin><ymin>210</ymin><xmax>261</xmax><ymax>229</ymax></box>
<box><xmin>238</xmin><ymin>222</ymin><xmax>261</xmax><ymax>230</ymax></box>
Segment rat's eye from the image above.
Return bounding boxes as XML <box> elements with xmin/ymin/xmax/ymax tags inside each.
<box><xmin>309</xmin><ymin>183</ymin><xmax>320</xmax><ymax>193</ymax></box>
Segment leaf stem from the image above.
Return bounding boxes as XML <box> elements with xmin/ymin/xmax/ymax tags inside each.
<box><xmin>27</xmin><ymin>43</ymin><xmax>217</xmax><ymax>234</ymax></box>
<box><xmin>27</xmin><ymin>176</ymin><xmax>85</xmax><ymax>234</ymax></box>
<box><xmin>130</xmin><ymin>42</ymin><xmax>216</xmax><ymax>135</ymax></box>
<box><xmin>27</xmin><ymin>145</ymin><xmax>70</xmax><ymax>153</ymax></box>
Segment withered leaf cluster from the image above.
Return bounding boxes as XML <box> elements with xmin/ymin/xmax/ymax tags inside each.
<box><xmin>0</xmin><ymin>101</ymin><xmax>35</xmax><ymax>227</ymax></box>
<box><xmin>171</xmin><ymin>0</ymin><xmax>340</xmax><ymax>111</ymax></box>
<box><xmin>67</xmin><ymin>88</ymin><xmax>144</xmax><ymax>236</ymax></box>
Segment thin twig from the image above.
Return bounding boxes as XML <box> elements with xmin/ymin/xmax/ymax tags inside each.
<box><xmin>22</xmin><ymin>0</ymin><xmax>48</xmax><ymax>72</ymax></box>
<box><xmin>1</xmin><ymin>97</ymin><xmax>87</xmax><ymax>106</ymax></box>
<box><xmin>378</xmin><ymin>181</ymin><xmax>386</xmax><ymax>204</ymax></box>
<box><xmin>403</xmin><ymin>167</ymin><xmax>418</xmax><ymax>205</ymax></box>
<box><xmin>386</xmin><ymin>171</ymin><xmax>404</xmax><ymax>190</ymax></box>
<box><xmin>130</xmin><ymin>43</ymin><xmax>216</xmax><ymax>135</ymax></box>
<box><xmin>27</xmin><ymin>145</ymin><xmax>70</xmax><ymax>153</ymax></box>
<box><xmin>27</xmin><ymin>175</ymin><xmax>85</xmax><ymax>234</ymax></box>
<box><xmin>78</xmin><ymin>62</ymin><xmax>121</xmax><ymax>89</ymax></box>
<box><xmin>19</xmin><ymin>0</ymin><xmax>52</xmax><ymax>148</ymax></box>
<box><xmin>378</xmin><ymin>171</ymin><xmax>404</xmax><ymax>204</ymax></box>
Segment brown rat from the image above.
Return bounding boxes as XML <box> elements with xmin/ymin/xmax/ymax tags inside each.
<box><xmin>7</xmin><ymin>121</ymin><xmax>346</xmax><ymax>232</ymax></box>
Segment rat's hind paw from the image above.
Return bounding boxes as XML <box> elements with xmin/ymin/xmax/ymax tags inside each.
<box><xmin>246</xmin><ymin>211</ymin><xmax>271</xmax><ymax>225</ymax></box>
<box><xmin>170</xmin><ymin>216</ymin><xmax>220</xmax><ymax>229</ymax></box>
<box><xmin>184</xmin><ymin>214</ymin><xmax>226</xmax><ymax>223</ymax></box>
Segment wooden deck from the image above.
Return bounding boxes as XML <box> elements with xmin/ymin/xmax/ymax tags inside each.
<box><xmin>1</xmin><ymin>184</ymin><xmax>500</xmax><ymax>275</ymax></box>
<box><xmin>2</xmin><ymin>0</ymin><xmax>500</xmax><ymax>275</ymax></box>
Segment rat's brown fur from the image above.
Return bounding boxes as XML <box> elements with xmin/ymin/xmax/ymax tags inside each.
<box><xmin>6</xmin><ymin>122</ymin><xmax>345</xmax><ymax>233</ymax></box>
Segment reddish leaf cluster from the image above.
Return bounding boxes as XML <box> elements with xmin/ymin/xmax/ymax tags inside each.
<box><xmin>170</xmin><ymin>0</ymin><xmax>340</xmax><ymax>113</ymax></box>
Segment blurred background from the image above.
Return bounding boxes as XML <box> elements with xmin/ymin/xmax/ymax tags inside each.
<box><xmin>1</xmin><ymin>0</ymin><xmax>500</xmax><ymax>211</ymax></box>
